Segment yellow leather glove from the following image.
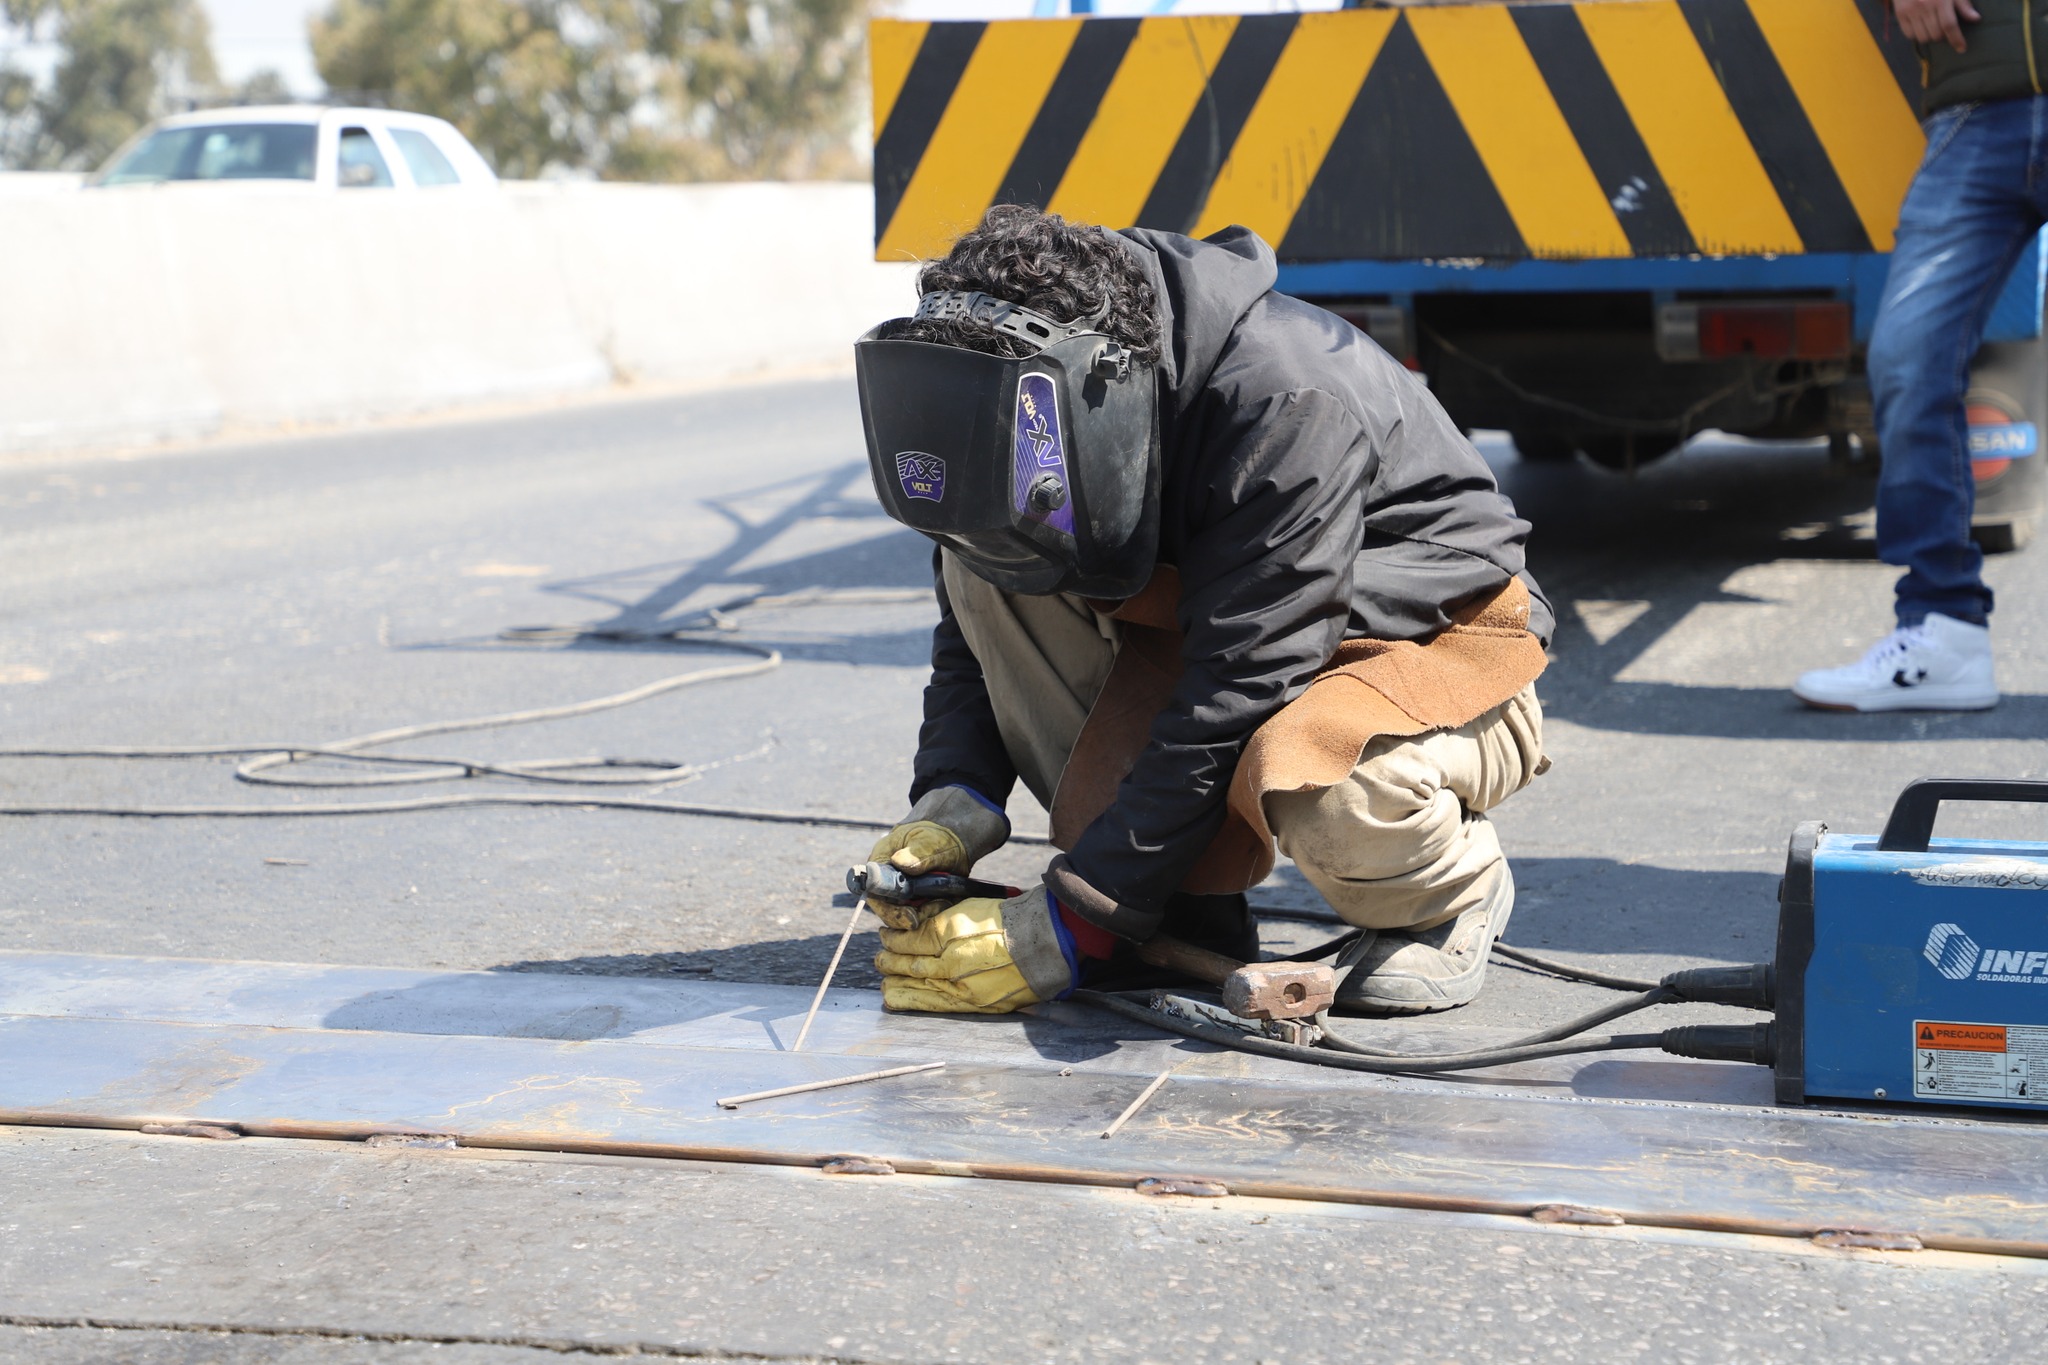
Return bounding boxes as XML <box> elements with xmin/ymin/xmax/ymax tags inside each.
<box><xmin>866</xmin><ymin>785</ymin><xmax>1010</xmax><ymax>931</ymax></box>
<box><xmin>873</xmin><ymin>885</ymin><xmax>1077</xmax><ymax>1014</ymax></box>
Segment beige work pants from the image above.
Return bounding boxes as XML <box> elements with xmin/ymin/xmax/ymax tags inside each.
<box><xmin>942</xmin><ymin>551</ymin><xmax>1545</xmax><ymax>933</ymax></box>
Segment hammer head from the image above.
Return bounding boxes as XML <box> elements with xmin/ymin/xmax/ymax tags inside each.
<box><xmin>1221</xmin><ymin>961</ymin><xmax>1336</xmax><ymax>1021</ymax></box>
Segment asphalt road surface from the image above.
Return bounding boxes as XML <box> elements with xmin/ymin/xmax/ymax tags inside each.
<box><xmin>3</xmin><ymin>379</ymin><xmax>2046</xmax><ymax>1361</ymax></box>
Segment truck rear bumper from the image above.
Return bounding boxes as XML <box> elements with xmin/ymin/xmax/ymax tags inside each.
<box><xmin>1277</xmin><ymin>235</ymin><xmax>2048</xmax><ymax>347</ymax></box>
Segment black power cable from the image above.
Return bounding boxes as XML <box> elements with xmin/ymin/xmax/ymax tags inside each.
<box><xmin>1314</xmin><ymin>986</ymin><xmax>1679</xmax><ymax>1059</ymax></box>
<box><xmin>1075</xmin><ymin>956</ymin><xmax>1775</xmax><ymax>1076</ymax></box>
<box><xmin>1490</xmin><ymin>943</ymin><xmax>1660</xmax><ymax>993</ymax></box>
<box><xmin>0</xmin><ymin>593</ymin><xmax>1046</xmax><ymax>843</ymax></box>
<box><xmin>1264</xmin><ymin>929</ymin><xmax>1363</xmax><ymax>963</ymax></box>
<box><xmin>1075</xmin><ymin>990</ymin><xmax>1669</xmax><ymax>1074</ymax></box>
<box><xmin>1076</xmin><ymin>985</ymin><xmax>1775</xmax><ymax>1076</ymax></box>
<box><xmin>1253</xmin><ymin>902</ymin><xmax>1662</xmax><ymax>993</ymax></box>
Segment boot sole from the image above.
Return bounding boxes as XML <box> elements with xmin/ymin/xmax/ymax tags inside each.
<box><xmin>1793</xmin><ymin>684</ymin><xmax>1998</xmax><ymax>713</ymax></box>
<box><xmin>1331</xmin><ymin>987</ymin><xmax>1481</xmax><ymax>1017</ymax></box>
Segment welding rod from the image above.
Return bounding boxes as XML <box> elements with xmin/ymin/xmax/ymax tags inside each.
<box><xmin>715</xmin><ymin>1061</ymin><xmax>945</xmax><ymax>1109</ymax></box>
<box><xmin>792</xmin><ymin>895</ymin><xmax>868</xmax><ymax>1053</ymax></box>
<box><xmin>1101</xmin><ymin>1065</ymin><xmax>1177</xmax><ymax>1139</ymax></box>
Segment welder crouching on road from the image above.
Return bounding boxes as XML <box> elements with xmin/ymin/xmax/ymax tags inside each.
<box><xmin>854</xmin><ymin>206</ymin><xmax>1554</xmax><ymax>1017</ymax></box>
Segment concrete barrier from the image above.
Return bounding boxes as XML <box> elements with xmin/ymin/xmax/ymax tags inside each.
<box><xmin>0</xmin><ymin>178</ymin><xmax>920</xmax><ymax>454</ymax></box>
<box><xmin>508</xmin><ymin>181</ymin><xmax>917</xmax><ymax>383</ymax></box>
<box><xmin>0</xmin><ymin>172</ymin><xmax>86</xmax><ymax>193</ymax></box>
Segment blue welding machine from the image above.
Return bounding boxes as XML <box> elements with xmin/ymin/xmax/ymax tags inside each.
<box><xmin>1776</xmin><ymin>779</ymin><xmax>2048</xmax><ymax>1111</ymax></box>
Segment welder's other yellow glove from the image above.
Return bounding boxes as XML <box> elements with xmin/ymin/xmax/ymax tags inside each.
<box><xmin>865</xmin><ymin>785</ymin><xmax>1010</xmax><ymax>931</ymax></box>
<box><xmin>873</xmin><ymin>886</ymin><xmax>1076</xmax><ymax>1014</ymax></box>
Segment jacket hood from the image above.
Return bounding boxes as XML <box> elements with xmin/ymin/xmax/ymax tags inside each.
<box><xmin>1118</xmin><ymin>226</ymin><xmax>1278</xmax><ymax>418</ymax></box>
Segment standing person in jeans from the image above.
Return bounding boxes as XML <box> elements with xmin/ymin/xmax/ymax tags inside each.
<box><xmin>1794</xmin><ymin>0</ymin><xmax>2039</xmax><ymax>712</ymax></box>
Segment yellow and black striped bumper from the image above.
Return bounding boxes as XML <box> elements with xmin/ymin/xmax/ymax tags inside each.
<box><xmin>873</xmin><ymin>0</ymin><xmax>1924</xmax><ymax>264</ymax></box>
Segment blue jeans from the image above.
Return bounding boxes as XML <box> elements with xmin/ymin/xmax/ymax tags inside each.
<box><xmin>1867</xmin><ymin>96</ymin><xmax>2048</xmax><ymax>628</ymax></box>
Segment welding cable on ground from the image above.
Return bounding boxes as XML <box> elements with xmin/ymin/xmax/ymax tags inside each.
<box><xmin>1071</xmin><ymin>990</ymin><xmax>1664</xmax><ymax>1074</ymax></box>
<box><xmin>0</xmin><ymin>790</ymin><xmax>991</xmax><ymax>827</ymax></box>
<box><xmin>1073</xmin><ymin>956</ymin><xmax>1773</xmax><ymax>1072</ymax></box>
<box><xmin>10</xmin><ymin>643</ymin><xmax>782</xmax><ymax>790</ymax></box>
<box><xmin>1264</xmin><ymin>928</ymin><xmax>1364</xmax><ymax>963</ymax></box>
<box><xmin>0</xmin><ymin>589</ymin><xmax>1043</xmax><ymax>840</ymax></box>
<box><xmin>1249</xmin><ymin>902</ymin><xmax>1350</xmax><ymax>926</ymax></box>
<box><xmin>1488</xmin><ymin>942</ymin><xmax>1660</xmax><ymax>993</ymax></box>
<box><xmin>1314</xmin><ymin>962</ymin><xmax>1770</xmax><ymax>1062</ymax></box>
<box><xmin>1312</xmin><ymin>986</ymin><xmax>1680</xmax><ymax>1058</ymax></box>
<box><xmin>1254</xmin><ymin>906</ymin><xmax>1662</xmax><ymax>993</ymax></box>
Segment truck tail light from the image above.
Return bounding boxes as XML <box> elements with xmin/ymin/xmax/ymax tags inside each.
<box><xmin>1657</xmin><ymin>301</ymin><xmax>1852</xmax><ymax>362</ymax></box>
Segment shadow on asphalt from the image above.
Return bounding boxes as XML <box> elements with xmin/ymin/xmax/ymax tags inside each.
<box><xmin>487</xmin><ymin>929</ymin><xmax>891</xmax><ymax>991</ymax></box>
<box><xmin>1504</xmin><ymin>440</ymin><xmax>2048</xmax><ymax>740</ymax></box>
<box><xmin>316</xmin><ymin>953</ymin><xmax>1213</xmax><ymax>1062</ymax></box>
<box><xmin>386</xmin><ymin>443</ymin><xmax>2048</xmax><ymax>754</ymax></box>
<box><xmin>398</xmin><ymin>461</ymin><xmax>940</xmax><ymax>667</ymax></box>
<box><xmin>1258</xmin><ymin>857</ymin><xmax>1780</xmax><ymax>961</ymax></box>
<box><xmin>1543</xmin><ymin>681</ymin><xmax>2048</xmax><ymax>740</ymax></box>
<box><xmin>442</xmin><ymin>857</ymin><xmax>1778</xmax><ymax>1002</ymax></box>
<box><xmin>538</xmin><ymin>462</ymin><xmax>924</xmax><ymax>629</ymax></box>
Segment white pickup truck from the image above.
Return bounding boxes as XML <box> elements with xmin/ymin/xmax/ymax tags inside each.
<box><xmin>90</xmin><ymin>105</ymin><xmax>498</xmax><ymax>191</ymax></box>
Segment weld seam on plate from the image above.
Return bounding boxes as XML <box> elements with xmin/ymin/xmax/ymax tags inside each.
<box><xmin>8</xmin><ymin>1111</ymin><xmax>2044</xmax><ymax>1262</ymax></box>
<box><xmin>0</xmin><ymin>1311</ymin><xmax>783</xmax><ymax>1363</ymax></box>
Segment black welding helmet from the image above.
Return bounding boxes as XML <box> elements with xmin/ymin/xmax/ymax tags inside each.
<box><xmin>855</xmin><ymin>290</ymin><xmax>1161</xmax><ymax>599</ymax></box>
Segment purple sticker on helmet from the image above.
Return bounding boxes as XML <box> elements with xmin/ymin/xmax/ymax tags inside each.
<box><xmin>1012</xmin><ymin>372</ymin><xmax>1075</xmax><ymax>535</ymax></box>
<box><xmin>896</xmin><ymin>450</ymin><xmax>945</xmax><ymax>502</ymax></box>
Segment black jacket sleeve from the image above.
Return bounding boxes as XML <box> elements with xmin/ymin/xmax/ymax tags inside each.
<box><xmin>1350</xmin><ymin>351</ymin><xmax>1556</xmax><ymax>647</ymax></box>
<box><xmin>908</xmin><ymin>545</ymin><xmax>1018</xmax><ymax>809</ymax></box>
<box><xmin>1064</xmin><ymin>387</ymin><xmax>1368</xmax><ymax>920</ymax></box>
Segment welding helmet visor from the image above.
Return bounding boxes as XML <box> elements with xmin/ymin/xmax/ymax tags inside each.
<box><xmin>855</xmin><ymin>291</ymin><xmax>1161</xmax><ymax>599</ymax></box>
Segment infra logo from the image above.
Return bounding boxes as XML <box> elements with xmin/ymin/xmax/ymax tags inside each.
<box><xmin>1924</xmin><ymin>923</ymin><xmax>1981</xmax><ymax>981</ymax></box>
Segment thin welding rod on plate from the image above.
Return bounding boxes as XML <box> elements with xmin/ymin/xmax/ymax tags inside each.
<box><xmin>792</xmin><ymin>895</ymin><xmax>867</xmax><ymax>1053</ymax></box>
<box><xmin>716</xmin><ymin>1061</ymin><xmax>945</xmax><ymax>1109</ymax></box>
<box><xmin>1101</xmin><ymin>1066</ymin><xmax>1176</xmax><ymax>1139</ymax></box>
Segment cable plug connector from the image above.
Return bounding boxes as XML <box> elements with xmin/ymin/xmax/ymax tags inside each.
<box><xmin>1660</xmin><ymin>962</ymin><xmax>1774</xmax><ymax>1009</ymax></box>
<box><xmin>1661</xmin><ymin>1021</ymin><xmax>1775</xmax><ymax>1066</ymax></box>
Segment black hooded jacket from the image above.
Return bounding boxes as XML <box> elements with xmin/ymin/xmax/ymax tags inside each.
<box><xmin>908</xmin><ymin>226</ymin><xmax>1553</xmax><ymax>925</ymax></box>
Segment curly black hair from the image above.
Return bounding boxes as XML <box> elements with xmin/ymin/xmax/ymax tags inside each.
<box><xmin>878</xmin><ymin>204</ymin><xmax>1162</xmax><ymax>363</ymax></box>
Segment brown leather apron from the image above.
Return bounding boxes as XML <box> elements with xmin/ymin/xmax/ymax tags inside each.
<box><xmin>1048</xmin><ymin>568</ymin><xmax>1548</xmax><ymax>894</ymax></box>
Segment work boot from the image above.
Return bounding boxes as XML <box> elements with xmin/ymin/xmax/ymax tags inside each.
<box><xmin>1792</xmin><ymin>613</ymin><xmax>1996</xmax><ymax>712</ymax></box>
<box><xmin>1333</xmin><ymin>865</ymin><xmax>1513</xmax><ymax>1015</ymax></box>
<box><xmin>1083</xmin><ymin>892</ymin><xmax>1259</xmax><ymax>992</ymax></box>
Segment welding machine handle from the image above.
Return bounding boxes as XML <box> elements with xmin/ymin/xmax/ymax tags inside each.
<box><xmin>1876</xmin><ymin>778</ymin><xmax>2048</xmax><ymax>852</ymax></box>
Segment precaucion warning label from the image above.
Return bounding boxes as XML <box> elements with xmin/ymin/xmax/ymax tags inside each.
<box><xmin>1914</xmin><ymin>1020</ymin><xmax>2048</xmax><ymax>1104</ymax></box>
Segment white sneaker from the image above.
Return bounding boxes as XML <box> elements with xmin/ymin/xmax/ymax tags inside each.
<box><xmin>1793</xmin><ymin>613</ymin><xmax>1997</xmax><ymax>712</ymax></box>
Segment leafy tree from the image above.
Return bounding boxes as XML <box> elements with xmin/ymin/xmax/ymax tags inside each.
<box><xmin>231</xmin><ymin>68</ymin><xmax>295</xmax><ymax>106</ymax></box>
<box><xmin>620</xmin><ymin>0</ymin><xmax>867</xmax><ymax>180</ymax></box>
<box><xmin>309</xmin><ymin>0</ymin><xmax>865</xmax><ymax>182</ymax></box>
<box><xmin>0</xmin><ymin>0</ymin><xmax>218</xmax><ymax>170</ymax></box>
<box><xmin>311</xmin><ymin>0</ymin><xmax>632</xmax><ymax>180</ymax></box>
